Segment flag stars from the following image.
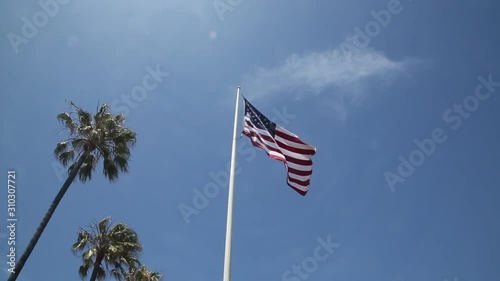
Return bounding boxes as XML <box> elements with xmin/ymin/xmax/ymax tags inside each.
<box><xmin>244</xmin><ymin>99</ymin><xmax>276</xmax><ymax>133</ymax></box>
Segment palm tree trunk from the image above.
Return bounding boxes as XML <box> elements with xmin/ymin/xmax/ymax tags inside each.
<box><xmin>89</xmin><ymin>254</ymin><xmax>104</xmax><ymax>281</ymax></box>
<box><xmin>8</xmin><ymin>153</ymin><xmax>89</xmax><ymax>281</ymax></box>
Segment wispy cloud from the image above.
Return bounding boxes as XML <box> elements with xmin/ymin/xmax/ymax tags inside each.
<box><xmin>241</xmin><ymin>47</ymin><xmax>420</xmax><ymax>121</ymax></box>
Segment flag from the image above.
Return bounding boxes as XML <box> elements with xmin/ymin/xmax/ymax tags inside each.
<box><xmin>241</xmin><ymin>98</ymin><xmax>317</xmax><ymax>195</ymax></box>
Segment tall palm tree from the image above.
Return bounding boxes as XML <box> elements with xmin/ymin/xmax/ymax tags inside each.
<box><xmin>72</xmin><ymin>216</ymin><xmax>143</xmax><ymax>281</ymax></box>
<box><xmin>125</xmin><ymin>265</ymin><xmax>164</xmax><ymax>281</ymax></box>
<box><xmin>8</xmin><ymin>103</ymin><xmax>137</xmax><ymax>281</ymax></box>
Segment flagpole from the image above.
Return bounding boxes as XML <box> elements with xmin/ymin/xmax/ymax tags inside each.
<box><xmin>223</xmin><ymin>86</ymin><xmax>240</xmax><ymax>281</ymax></box>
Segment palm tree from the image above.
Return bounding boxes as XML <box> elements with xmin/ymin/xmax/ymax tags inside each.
<box><xmin>8</xmin><ymin>103</ymin><xmax>137</xmax><ymax>281</ymax></box>
<box><xmin>72</xmin><ymin>216</ymin><xmax>143</xmax><ymax>281</ymax></box>
<box><xmin>125</xmin><ymin>265</ymin><xmax>164</xmax><ymax>281</ymax></box>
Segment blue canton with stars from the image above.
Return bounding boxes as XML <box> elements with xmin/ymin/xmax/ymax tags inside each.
<box><xmin>244</xmin><ymin>98</ymin><xmax>276</xmax><ymax>137</ymax></box>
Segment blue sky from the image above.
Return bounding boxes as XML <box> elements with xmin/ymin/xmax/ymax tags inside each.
<box><xmin>1</xmin><ymin>0</ymin><xmax>499</xmax><ymax>280</ymax></box>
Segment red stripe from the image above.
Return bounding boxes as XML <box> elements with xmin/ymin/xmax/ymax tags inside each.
<box><xmin>244</xmin><ymin>133</ymin><xmax>271</xmax><ymax>153</ymax></box>
<box><xmin>283</xmin><ymin>155</ymin><xmax>312</xmax><ymax>166</ymax></box>
<box><xmin>243</xmin><ymin>130</ymin><xmax>282</xmax><ymax>155</ymax></box>
<box><xmin>243</xmin><ymin>131</ymin><xmax>287</xmax><ymax>164</ymax></box>
<box><xmin>244</xmin><ymin>121</ymin><xmax>278</xmax><ymax>144</ymax></box>
<box><xmin>260</xmin><ymin>135</ymin><xmax>276</xmax><ymax>143</ymax></box>
<box><xmin>287</xmin><ymin>183</ymin><xmax>308</xmax><ymax>196</ymax></box>
<box><xmin>287</xmin><ymin>166</ymin><xmax>313</xmax><ymax>176</ymax></box>
<box><xmin>243</xmin><ymin>122</ymin><xmax>271</xmax><ymax>142</ymax></box>
<box><xmin>275</xmin><ymin>129</ymin><xmax>309</xmax><ymax>145</ymax></box>
<box><xmin>287</xmin><ymin>176</ymin><xmax>310</xmax><ymax>187</ymax></box>
<box><xmin>276</xmin><ymin>140</ymin><xmax>316</xmax><ymax>155</ymax></box>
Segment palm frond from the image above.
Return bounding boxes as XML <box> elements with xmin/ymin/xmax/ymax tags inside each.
<box><xmin>71</xmin><ymin>231</ymin><xmax>90</xmax><ymax>254</ymax></box>
<box><xmin>113</xmin><ymin>154</ymin><xmax>130</xmax><ymax>173</ymax></box>
<box><xmin>103</xmin><ymin>157</ymin><xmax>119</xmax><ymax>182</ymax></box>
<box><xmin>78</xmin><ymin>264</ymin><xmax>90</xmax><ymax>279</ymax></box>
<box><xmin>77</xmin><ymin>109</ymin><xmax>92</xmax><ymax>127</ymax></box>
<box><xmin>57</xmin><ymin>112</ymin><xmax>78</xmax><ymax>134</ymax></box>
<box><xmin>54</xmin><ymin>141</ymin><xmax>68</xmax><ymax>158</ymax></box>
<box><xmin>58</xmin><ymin>150</ymin><xmax>75</xmax><ymax>166</ymax></box>
<box><xmin>78</xmin><ymin>154</ymin><xmax>96</xmax><ymax>182</ymax></box>
<box><xmin>95</xmin><ymin>265</ymin><xmax>107</xmax><ymax>281</ymax></box>
<box><xmin>55</xmin><ymin>101</ymin><xmax>136</xmax><ymax>183</ymax></box>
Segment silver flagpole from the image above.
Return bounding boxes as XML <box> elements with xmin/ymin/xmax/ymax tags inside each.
<box><xmin>223</xmin><ymin>86</ymin><xmax>241</xmax><ymax>281</ymax></box>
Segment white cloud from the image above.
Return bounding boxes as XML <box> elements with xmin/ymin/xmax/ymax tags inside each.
<box><xmin>241</xmin><ymin>48</ymin><xmax>420</xmax><ymax>121</ymax></box>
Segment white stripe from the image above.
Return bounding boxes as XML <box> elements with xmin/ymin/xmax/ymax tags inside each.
<box><xmin>245</xmin><ymin>127</ymin><xmax>282</xmax><ymax>152</ymax></box>
<box><xmin>244</xmin><ymin>119</ymin><xmax>274</xmax><ymax>136</ymax></box>
<box><xmin>246</xmin><ymin>124</ymin><xmax>312</xmax><ymax>161</ymax></box>
<box><xmin>269</xmin><ymin>150</ymin><xmax>286</xmax><ymax>161</ymax></box>
<box><xmin>276</xmin><ymin>125</ymin><xmax>300</xmax><ymax>138</ymax></box>
<box><xmin>246</xmin><ymin>118</ymin><xmax>315</xmax><ymax>154</ymax></box>
<box><xmin>275</xmin><ymin>134</ymin><xmax>316</xmax><ymax>151</ymax></box>
<box><xmin>247</xmin><ymin>135</ymin><xmax>286</xmax><ymax>161</ymax></box>
<box><xmin>286</xmin><ymin>161</ymin><xmax>312</xmax><ymax>172</ymax></box>
<box><xmin>287</xmin><ymin>179</ymin><xmax>308</xmax><ymax>192</ymax></box>
<box><xmin>278</xmin><ymin>146</ymin><xmax>312</xmax><ymax>161</ymax></box>
<box><xmin>244</xmin><ymin>123</ymin><xmax>282</xmax><ymax>150</ymax></box>
<box><xmin>244</xmin><ymin>118</ymin><xmax>272</xmax><ymax>136</ymax></box>
<box><xmin>287</xmin><ymin>172</ymin><xmax>311</xmax><ymax>182</ymax></box>
<box><xmin>245</xmin><ymin>124</ymin><xmax>274</xmax><ymax>141</ymax></box>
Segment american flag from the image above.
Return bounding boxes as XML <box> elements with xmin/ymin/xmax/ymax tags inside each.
<box><xmin>241</xmin><ymin>98</ymin><xmax>316</xmax><ymax>196</ymax></box>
